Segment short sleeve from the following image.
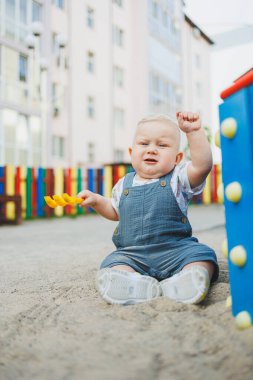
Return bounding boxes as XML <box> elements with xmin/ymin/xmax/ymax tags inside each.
<box><xmin>111</xmin><ymin>177</ymin><xmax>124</xmax><ymax>215</ymax></box>
<box><xmin>177</xmin><ymin>162</ymin><xmax>206</xmax><ymax>199</ymax></box>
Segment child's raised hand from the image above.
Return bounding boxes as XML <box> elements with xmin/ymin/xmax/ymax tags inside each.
<box><xmin>176</xmin><ymin>111</ymin><xmax>201</xmax><ymax>133</ymax></box>
<box><xmin>77</xmin><ymin>190</ymin><xmax>98</xmax><ymax>208</ymax></box>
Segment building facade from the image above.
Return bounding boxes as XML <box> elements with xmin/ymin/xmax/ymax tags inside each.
<box><xmin>0</xmin><ymin>0</ymin><xmax>212</xmax><ymax>168</ymax></box>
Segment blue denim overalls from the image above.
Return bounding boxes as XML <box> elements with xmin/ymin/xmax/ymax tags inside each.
<box><xmin>101</xmin><ymin>170</ymin><xmax>219</xmax><ymax>281</ymax></box>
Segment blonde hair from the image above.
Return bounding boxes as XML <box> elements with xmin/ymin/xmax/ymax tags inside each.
<box><xmin>135</xmin><ymin>114</ymin><xmax>181</xmax><ymax>150</ymax></box>
<box><xmin>137</xmin><ymin>114</ymin><xmax>178</xmax><ymax>128</ymax></box>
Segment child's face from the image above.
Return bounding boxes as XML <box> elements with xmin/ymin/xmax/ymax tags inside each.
<box><xmin>129</xmin><ymin>121</ymin><xmax>182</xmax><ymax>180</ymax></box>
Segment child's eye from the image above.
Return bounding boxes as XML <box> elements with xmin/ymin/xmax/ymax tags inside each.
<box><xmin>159</xmin><ymin>144</ymin><xmax>168</xmax><ymax>148</ymax></box>
<box><xmin>139</xmin><ymin>142</ymin><xmax>148</xmax><ymax>145</ymax></box>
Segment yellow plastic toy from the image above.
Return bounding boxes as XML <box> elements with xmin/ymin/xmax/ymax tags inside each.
<box><xmin>44</xmin><ymin>193</ymin><xmax>83</xmax><ymax>208</ymax></box>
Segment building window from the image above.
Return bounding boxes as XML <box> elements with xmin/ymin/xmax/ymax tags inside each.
<box><xmin>152</xmin><ymin>0</ymin><xmax>158</xmax><ymax>19</ymax></box>
<box><xmin>162</xmin><ymin>10</ymin><xmax>168</xmax><ymax>27</ymax></box>
<box><xmin>52</xmin><ymin>0</ymin><xmax>65</xmax><ymax>9</ymax></box>
<box><xmin>195</xmin><ymin>82</ymin><xmax>202</xmax><ymax>98</ymax></box>
<box><xmin>87</xmin><ymin>7</ymin><xmax>94</xmax><ymax>28</ymax></box>
<box><xmin>151</xmin><ymin>73</ymin><xmax>160</xmax><ymax>93</ymax></box>
<box><xmin>113</xmin><ymin>108</ymin><xmax>125</xmax><ymax>128</ymax></box>
<box><xmin>52</xmin><ymin>136</ymin><xmax>65</xmax><ymax>158</ymax></box>
<box><xmin>87</xmin><ymin>51</ymin><xmax>95</xmax><ymax>73</ymax></box>
<box><xmin>113</xmin><ymin>66</ymin><xmax>124</xmax><ymax>87</ymax></box>
<box><xmin>6</xmin><ymin>0</ymin><xmax>15</xmax><ymax>19</ymax></box>
<box><xmin>114</xmin><ymin>149</ymin><xmax>124</xmax><ymax>162</ymax></box>
<box><xmin>32</xmin><ymin>1</ymin><xmax>42</xmax><ymax>21</ymax></box>
<box><xmin>113</xmin><ymin>25</ymin><xmax>124</xmax><ymax>47</ymax></box>
<box><xmin>51</xmin><ymin>33</ymin><xmax>58</xmax><ymax>53</ymax></box>
<box><xmin>87</xmin><ymin>96</ymin><xmax>95</xmax><ymax>118</ymax></box>
<box><xmin>19</xmin><ymin>55</ymin><xmax>27</xmax><ymax>82</ymax></box>
<box><xmin>195</xmin><ymin>53</ymin><xmax>201</xmax><ymax>68</ymax></box>
<box><xmin>20</xmin><ymin>0</ymin><xmax>27</xmax><ymax>24</ymax></box>
<box><xmin>87</xmin><ymin>142</ymin><xmax>95</xmax><ymax>163</ymax></box>
<box><xmin>113</xmin><ymin>0</ymin><xmax>123</xmax><ymax>7</ymax></box>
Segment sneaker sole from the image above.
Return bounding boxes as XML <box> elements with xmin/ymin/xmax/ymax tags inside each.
<box><xmin>96</xmin><ymin>268</ymin><xmax>161</xmax><ymax>305</ymax></box>
<box><xmin>160</xmin><ymin>266</ymin><xmax>210</xmax><ymax>304</ymax></box>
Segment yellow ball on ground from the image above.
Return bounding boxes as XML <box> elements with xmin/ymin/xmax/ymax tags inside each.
<box><xmin>230</xmin><ymin>245</ymin><xmax>247</xmax><ymax>267</ymax></box>
<box><xmin>221</xmin><ymin>117</ymin><xmax>237</xmax><ymax>139</ymax></box>
<box><xmin>225</xmin><ymin>295</ymin><xmax>232</xmax><ymax>309</ymax></box>
<box><xmin>225</xmin><ymin>182</ymin><xmax>242</xmax><ymax>203</ymax></box>
<box><xmin>215</xmin><ymin>130</ymin><xmax>220</xmax><ymax>148</ymax></box>
<box><xmin>217</xmin><ymin>183</ymin><xmax>224</xmax><ymax>203</ymax></box>
<box><xmin>235</xmin><ymin>311</ymin><xmax>252</xmax><ymax>330</ymax></box>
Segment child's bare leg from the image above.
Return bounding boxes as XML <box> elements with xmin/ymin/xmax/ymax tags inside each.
<box><xmin>111</xmin><ymin>265</ymin><xmax>138</xmax><ymax>273</ymax></box>
<box><xmin>182</xmin><ymin>261</ymin><xmax>215</xmax><ymax>280</ymax></box>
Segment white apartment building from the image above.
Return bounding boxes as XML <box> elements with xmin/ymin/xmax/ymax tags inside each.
<box><xmin>182</xmin><ymin>15</ymin><xmax>213</xmax><ymax>128</ymax></box>
<box><xmin>0</xmin><ymin>1</ymin><xmax>213</xmax><ymax>168</ymax></box>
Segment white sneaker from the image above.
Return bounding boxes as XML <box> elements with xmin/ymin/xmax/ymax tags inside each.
<box><xmin>96</xmin><ymin>268</ymin><xmax>162</xmax><ymax>305</ymax></box>
<box><xmin>160</xmin><ymin>266</ymin><xmax>210</xmax><ymax>304</ymax></box>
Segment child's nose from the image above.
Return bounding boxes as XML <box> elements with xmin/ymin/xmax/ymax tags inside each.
<box><xmin>147</xmin><ymin>146</ymin><xmax>158</xmax><ymax>154</ymax></box>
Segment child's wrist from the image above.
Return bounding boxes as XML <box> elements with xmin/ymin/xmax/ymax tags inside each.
<box><xmin>185</xmin><ymin>126</ymin><xmax>202</xmax><ymax>136</ymax></box>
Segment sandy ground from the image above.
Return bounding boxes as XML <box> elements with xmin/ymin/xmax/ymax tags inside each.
<box><xmin>0</xmin><ymin>205</ymin><xmax>253</xmax><ymax>380</ymax></box>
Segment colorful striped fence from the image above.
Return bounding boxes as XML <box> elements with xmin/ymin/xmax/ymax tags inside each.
<box><xmin>0</xmin><ymin>163</ymin><xmax>222</xmax><ymax>222</ymax></box>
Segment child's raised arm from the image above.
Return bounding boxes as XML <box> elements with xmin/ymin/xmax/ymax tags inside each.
<box><xmin>176</xmin><ymin>111</ymin><xmax>213</xmax><ymax>189</ymax></box>
<box><xmin>77</xmin><ymin>190</ymin><xmax>119</xmax><ymax>221</ymax></box>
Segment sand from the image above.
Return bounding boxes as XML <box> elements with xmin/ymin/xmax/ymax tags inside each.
<box><xmin>0</xmin><ymin>207</ymin><xmax>253</xmax><ymax>380</ymax></box>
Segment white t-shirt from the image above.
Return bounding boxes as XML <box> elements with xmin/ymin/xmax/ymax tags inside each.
<box><xmin>111</xmin><ymin>162</ymin><xmax>205</xmax><ymax>215</ymax></box>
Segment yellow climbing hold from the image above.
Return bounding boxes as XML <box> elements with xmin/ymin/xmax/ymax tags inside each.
<box><xmin>225</xmin><ymin>295</ymin><xmax>232</xmax><ymax>309</ymax></box>
<box><xmin>230</xmin><ymin>245</ymin><xmax>247</xmax><ymax>267</ymax></box>
<box><xmin>44</xmin><ymin>196</ymin><xmax>58</xmax><ymax>208</ymax></box>
<box><xmin>221</xmin><ymin>239</ymin><xmax>228</xmax><ymax>258</ymax></box>
<box><xmin>225</xmin><ymin>182</ymin><xmax>242</xmax><ymax>203</ymax></box>
<box><xmin>44</xmin><ymin>193</ymin><xmax>83</xmax><ymax>207</ymax></box>
<box><xmin>221</xmin><ymin>117</ymin><xmax>237</xmax><ymax>139</ymax></box>
<box><xmin>53</xmin><ymin>195</ymin><xmax>67</xmax><ymax>206</ymax></box>
<box><xmin>62</xmin><ymin>193</ymin><xmax>83</xmax><ymax>204</ymax></box>
<box><xmin>214</xmin><ymin>130</ymin><xmax>220</xmax><ymax>148</ymax></box>
<box><xmin>235</xmin><ymin>311</ymin><xmax>252</xmax><ymax>330</ymax></box>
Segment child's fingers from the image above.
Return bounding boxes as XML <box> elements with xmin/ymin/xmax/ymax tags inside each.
<box><xmin>183</xmin><ymin>121</ymin><xmax>192</xmax><ymax>130</ymax></box>
<box><xmin>77</xmin><ymin>190</ymin><xmax>89</xmax><ymax>199</ymax></box>
<box><xmin>179</xmin><ymin>111</ymin><xmax>199</xmax><ymax>122</ymax></box>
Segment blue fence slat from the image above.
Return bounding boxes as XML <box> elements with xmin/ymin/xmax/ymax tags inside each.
<box><xmin>0</xmin><ymin>166</ymin><xmax>5</xmax><ymax>195</ymax></box>
<box><xmin>37</xmin><ymin>168</ymin><xmax>45</xmax><ymax>217</ymax></box>
<box><xmin>88</xmin><ymin>169</ymin><xmax>95</xmax><ymax>192</ymax></box>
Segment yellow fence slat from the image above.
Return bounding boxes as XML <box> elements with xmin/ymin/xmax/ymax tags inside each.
<box><xmin>216</xmin><ymin>164</ymin><xmax>223</xmax><ymax>204</ymax></box>
<box><xmin>118</xmin><ymin>165</ymin><xmax>126</xmax><ymax>178</ymax></box>
<box><xmin>54</xmin><ymin>168</ymin><xmax>64</xmax><ymax>217</ymax></box>
<box><xmin>20</xmin><ymin>166</ymin><xmax>27</xmax><ymax>219</ymax></box>
<box><xmin>71</xmin><ymin>167</ymin><xmax>77</xmax><ymax>215</ymax></box>
<box><xmin>6</xmin><ymin>165</ymin><xmax>15</xmax><ymax>220</ymax></box>
<box><xmin>202</xmin><ymin>173</ymin><xmax>212</xmax><ymax>204</ymax></box>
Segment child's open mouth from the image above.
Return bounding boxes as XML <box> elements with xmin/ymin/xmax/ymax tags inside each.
<box><xmin>144</xmin><ymin>158</ymin><xmax>158</xmax><ymax>164</ymax></box>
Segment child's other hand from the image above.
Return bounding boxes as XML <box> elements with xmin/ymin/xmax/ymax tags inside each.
<box><xmin>77</xmin><ymin>190</ymin><xmax>98</xmax><ymax>208</ymax></box>
<box><xmin>176</xmin><ymin>111</ymin><xmax>201</xmax><ymax>133</ymax></box>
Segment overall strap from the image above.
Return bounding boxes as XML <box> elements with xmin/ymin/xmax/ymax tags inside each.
<box><xmin>158</xmin><ymin>168</ymin><xmax>175</xmax><ymax>187</ymax></box>
<box><xmin>122</xmin><ymin>171</ymin><xmax>135</xmax><ymax>189</ymax></box>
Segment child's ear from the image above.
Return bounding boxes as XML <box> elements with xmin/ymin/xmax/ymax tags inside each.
<box><xmin>128</xmin><ymin>147</ymin><xmax>132</xmax><ymax>156</ymax></box>
<box><xmin>175</xmin><ymin>152</ymin><xmax>183</xmax><ymax>165</ymax></box>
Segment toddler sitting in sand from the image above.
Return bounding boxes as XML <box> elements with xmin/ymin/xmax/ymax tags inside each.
<box><xmin>78</xmin><ymin>112</ymin><xmax>219</xmax><ymax>305</ymax></box>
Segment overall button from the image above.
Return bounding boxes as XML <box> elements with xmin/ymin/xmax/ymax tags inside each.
<box><xmin>123</xmin><ymin>189</ymin><xmax>129</xmax><ymax>196</ymax></box>
<box><xmin>160</xmin><ymin>180</ymin><xmax>167</xmax><ymax>187</ymax></box>
<box><xmin>181</xmin><ymin>217</ymin><xmax>188</xmax><ymax>224</ymax></box>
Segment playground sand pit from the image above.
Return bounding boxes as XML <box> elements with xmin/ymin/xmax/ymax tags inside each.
<box><xmin>1</xmin><ymin>211</ymin><xmax>253</xmax><ymax>380</ymax></box>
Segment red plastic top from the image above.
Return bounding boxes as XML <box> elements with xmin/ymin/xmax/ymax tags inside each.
<box><xmin>220</xmin><ymin>68</ymin><xmax>253</xmax><ymax>99</ymax></box>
